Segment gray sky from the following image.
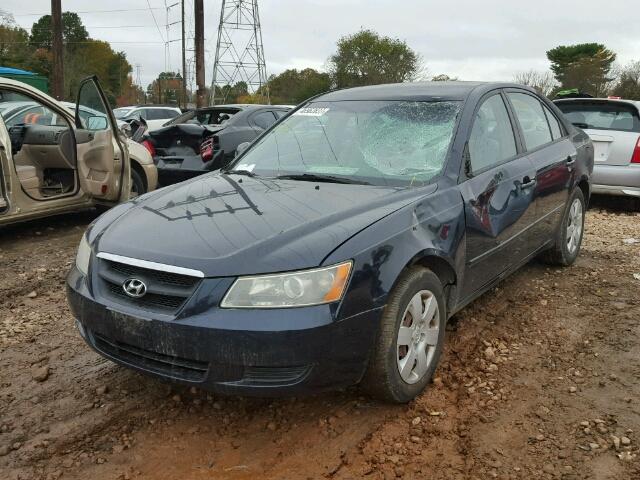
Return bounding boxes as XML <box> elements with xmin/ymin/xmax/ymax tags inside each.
<box><xmin>5</xmin><ymin>0</ymin><xmax>640</xmax><ymax>89</ymax></box>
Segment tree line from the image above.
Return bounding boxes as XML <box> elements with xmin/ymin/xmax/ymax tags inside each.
<box><xmin>0</xmin><ymin>9</ymin><xmax>139</xmax><ymax>106</ymax></box>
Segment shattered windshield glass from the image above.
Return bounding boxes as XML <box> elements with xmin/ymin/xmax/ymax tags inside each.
<box><xmin>232</xmin><ymin>100</ymin><xmax>461</xmax><ymax>187</ymax></box>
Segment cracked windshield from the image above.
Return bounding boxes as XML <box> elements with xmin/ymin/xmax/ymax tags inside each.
<box><xmin>233</xmin><ymin>100</ymin><xmax>461</xmax><ymax>186</ymax></box>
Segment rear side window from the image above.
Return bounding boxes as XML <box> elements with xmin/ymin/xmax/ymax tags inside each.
<box><xmin>274</xmin><ymin>110</ymin><xmax>288</xmax><ymax>119</ymax></box>
<box><xmin>543</xmin><ymin>105</ymin><xmax>563</xmax><ymax>140</ymax></box>
<box><xmin>508</xmin><ymin>92</ymin><xmax>553</xmax><ymax>150</ymax></box>
<box><xmin>469</xmin><ymin>94</ymin><xmax>518</xmax><ymax>172</ymax></box>
<box><xmin>146</xmin><ymin>109</ymin><xmax>170</xmax><ymax>120</ymax></box>
<box><xmin>162</xmin><ymin>109</ymin><xmax>180</xmax><ymax>118</ymax></box>
<box><xmin>555</xmin><ymin>101</ymin><xmax>640</xmax><ymax>133</ymax></box>
<box><xmin>252</xmin><ymin>111</ymin><xmax>277</xmax><ymax>130</ymax></box>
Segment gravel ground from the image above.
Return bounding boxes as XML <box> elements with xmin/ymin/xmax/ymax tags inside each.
<box><xmin>0</xmin><ymin>198</ymin><xmax>639</xmax><ymax>480</ymax></box>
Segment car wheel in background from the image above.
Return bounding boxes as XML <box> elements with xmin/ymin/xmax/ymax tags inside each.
<box><xmin>362</xmin><ymin>267</ymin><xmax>446</xmax><ymax>403</ymax></box>
<box><xmin>541</xmin><ymin>188</ymin><xmax>586</xmax><ymax>266</ymax></box>
<box><xmin>130</xmin><ymin>168</ymin><xmax>146</xmax><ymax>198</ymax></box>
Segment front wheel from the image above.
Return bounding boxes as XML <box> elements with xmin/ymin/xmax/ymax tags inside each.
<box><xmin>362</xmin><ymin>267</ymin><xmax>446</xmax><ymax>403</ymax></box>
<box><xmin>542</xmin><ymin>188</ymin><xmax>586</xmax><ymax>266</ymax></box>
<box><xmin>130</xmin><ymin>168</ymin><xmax>146</xmax><ymax>199</ymax></box>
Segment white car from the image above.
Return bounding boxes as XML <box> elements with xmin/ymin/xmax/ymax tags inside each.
<box><xmin>114</xmin><ymin>105</ymin><xmax>182</xmax><ymax>132</ymax></box>
<box><xmin>555</xmin><ymin>98</ymin><xmax>640</xmax><ymax>202</ymax></box>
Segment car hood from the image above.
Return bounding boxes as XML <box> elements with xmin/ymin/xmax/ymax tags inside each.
<box><xmin>94</xmin><ymin>173</ymin><xmax>432</xmax><ymax>277</ymax></box>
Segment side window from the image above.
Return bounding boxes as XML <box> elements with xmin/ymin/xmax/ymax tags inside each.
<box><xmin>274</xmin><ymin>110</ymin><xmax>288</xmax><ymax>119</ymax></box>
<box><xmin>146</xmin><ymin>109</ymin><xmax>166</xmax><ymax>120</ymax></box>
<box><xmin>508</xmin><ymin>93</ymin><xmax>553</xmax><ymax>150</ymax></box>
<box><xmin>542</xmin><ymin>105</ymin><xmax>563</xmax><ymax>140</ymax></box>
<box><xmin>77</xmin><ymin>79</ymin><xmax>110</xmax><ymax>131</ymax></box>
<box><xmin>252</xmin><ymin>111</ymin><xmax>277</xmax><ymax>130</ymax></box>
<box><xmin>469</xmin><ymin>94</ymin><xmax>518</xmax><ymax>173</ymax></box>
<box><xmin>162</xmin><ymin>109</ymin><xmax>180</xmax><ymax>118</ymax></box>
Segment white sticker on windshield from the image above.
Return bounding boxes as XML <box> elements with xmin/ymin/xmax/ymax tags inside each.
<box><xmin>235</xmin><ymin>163</ymin><xmax>255</xmax><ymax>172</ymax></box>
<box><xmin>294</xmin><ymin>107</ymin><xmax>330</xmax><ymax>117</ymax></box>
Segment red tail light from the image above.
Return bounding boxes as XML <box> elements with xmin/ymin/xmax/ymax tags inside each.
<box><xmin>632</xmin><ymin>137</ymin><xmax>640</xmax><ymax>164</ymax></box>
<box><xmin>200</xmin><ymin>136</ymin><xmax>218</xmax><ymax>162</ymax></box>
<box><xmin>141</xmin><ymin>139</ymin><xmax>156</xmax><ymax>157</ymax></box>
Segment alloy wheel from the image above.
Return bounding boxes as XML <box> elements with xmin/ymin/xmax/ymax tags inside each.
<box><xmin>566</xmin><ymin>198</ymin><xmax>583</xmax><ymax>254</ymax></box>
<box><xmin>396</xmin><ymin>290</ymin><xmax>440</xmax><ymax>384</ymax></box>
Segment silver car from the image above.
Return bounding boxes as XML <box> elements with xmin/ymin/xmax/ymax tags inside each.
<box><xmin>555</xmin><ymin>98</ymin><xmax>640</xmax><ymax>199</ymax></box>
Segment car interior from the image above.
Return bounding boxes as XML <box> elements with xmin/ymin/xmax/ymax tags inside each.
<box><xmin>0</xmin><ymin>90</ymin><xmax>77</xmax><ymax>200</ymax></box>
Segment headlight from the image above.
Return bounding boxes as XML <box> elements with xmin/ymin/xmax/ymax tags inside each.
<box><xmin>221</xmin><ymin>261</ymin><xmax>352</xmax><ymax>308</ymax></box>
<box><xmin>75</xmin><ymin>234</ymin><xmax>91</xmax><ymax>276</ymax></box>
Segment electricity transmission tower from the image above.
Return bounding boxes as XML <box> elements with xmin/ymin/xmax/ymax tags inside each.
<box><xmin>210</xmin><ymin>0</ymin><xmax>269</xmax><ymax>105</ymax></box>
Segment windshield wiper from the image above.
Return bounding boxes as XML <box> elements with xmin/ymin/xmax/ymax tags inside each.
<box><xmin>225</xmin><ymin>169</ymin><xmax>257</xmax><ymax>177</ymax></box>
<box><xmin>276</xmin><ymin>173</ymin><xmax>369</xmax><ymax>185</ymax></box>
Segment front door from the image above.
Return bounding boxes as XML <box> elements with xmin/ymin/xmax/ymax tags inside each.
<box><xmin>460</xmin><ymin>92</ymin><xmax>538</xmax><ymax>299</ymax></box>
<box><xmin>75</xmin><ymin>76</ymin><xmax>129</xmax><ymax>202</ymax></box>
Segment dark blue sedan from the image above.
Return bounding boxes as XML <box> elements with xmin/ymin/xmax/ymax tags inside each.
<box><xmin>67</xmin><ymin>82</ymin><xmax>593</xmax><ymax>403</ymax></box>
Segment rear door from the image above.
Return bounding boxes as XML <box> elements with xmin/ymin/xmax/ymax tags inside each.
<box><xmin>506</xmin><ymin>91</ymin><xmax>575</xmax><ymax>248</ymax></box>
<box><xmin>75</xmin><ymin>76</ymin><xmax>129</xmax><ymax>202</ymax></box>
<box><xmin>0</xmin><ymin>121</ymin><xmax>10</xmax><ymax>213</ymax></box>
<box><xmin>555</xmin><ymin>100</ymin><xmax>640</xmax><ymax>166</ymax></box>
<box><xmin>460</xmin><ymin>91</ymin><xmax>538</xmax><ymax>298</ymax></box>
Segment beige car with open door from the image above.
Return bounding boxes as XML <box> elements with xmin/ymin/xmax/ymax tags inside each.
<box><xmin>0</xmin><ymin>76</ymin><xmax>130</xmax><ymax>225</ymax></box>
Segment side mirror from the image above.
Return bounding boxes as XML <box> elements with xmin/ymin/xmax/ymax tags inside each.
<box><xmin>236</xmin><ymin>141</ymin><xmax>251</xmax><ymax>157</ymax></box>
<box><xmin>87</xmin><ymin>115</ymin><xmax>108</xmax><ymax>130</ymax></box>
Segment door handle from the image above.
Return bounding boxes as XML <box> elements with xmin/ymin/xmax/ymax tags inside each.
<box><xmin>566</xmin><ymin>155</ymin><xmax>576</xmax><ymax>165</ymax></box>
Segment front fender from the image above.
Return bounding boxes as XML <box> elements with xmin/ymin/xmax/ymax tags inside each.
<box><xmin>328</xmin><ymin>185</ymin><xmax>465</xmax><ymax>320</ymax></box>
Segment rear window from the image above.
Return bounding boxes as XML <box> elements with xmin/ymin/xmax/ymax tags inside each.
<box><xmin>556</xmin><ymin>101</ymin><xmax>640</xmax><ymax>133</ymax></box>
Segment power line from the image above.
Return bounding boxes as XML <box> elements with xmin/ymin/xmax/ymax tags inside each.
<box><xmin>13</xmin><ymin>8</ymin><xmax>163</xmax><ymax>17</ymax></box>
<box><xmin>146</xmin><ymin>0</ymin><xmax>166</xmax><ymax>42</ymax></box>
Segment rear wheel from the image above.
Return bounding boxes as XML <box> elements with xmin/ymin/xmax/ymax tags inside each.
<box><xmin>362</xmin><ymin>267</ymin><xmax>446</xmax><ymax>403</ymax></box>
<box><xmin>541</xmin><ymin>188</ymin><xmax>585</xmax><ymax>266</ymax></box>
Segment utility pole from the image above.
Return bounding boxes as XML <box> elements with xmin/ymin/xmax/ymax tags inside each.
<box><xmin>194</xmin><ymin>0</ymin><xmax>205</xmax><ymax>108</ymax></box>
<box><xmin>181</xmin><ymin>0</ymin><xmax>187</xmax><ymax>109</ymax></box>
<box><xmin>51</xmin><ymin>0</ymin><xmax>64</xmax><ymax>100</ymax></box>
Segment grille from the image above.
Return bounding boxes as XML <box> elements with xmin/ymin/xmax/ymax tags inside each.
<box><xmin>239</xmin><ymin>366</ymin><xmax>311</xmax><ymax>386</ymax></box>
<box><xmin>96</xmin><ymin>258</ymin><xmax>201</xmax><ymax>314</ymax></box>
<box><xmin>92</xmin><ymin>332</ymin><xmax>208</xmax><ymax>382</ymax></box>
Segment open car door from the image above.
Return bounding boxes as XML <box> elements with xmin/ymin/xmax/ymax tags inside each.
<box><xmin>75</xmin><ymin>76</ymin><xmax>129</xmax><ymax>202</ymax></box>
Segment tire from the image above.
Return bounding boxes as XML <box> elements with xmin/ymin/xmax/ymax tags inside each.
<box><xmin>362</xmin><ymin>267</ymin><xmax>446</xmax><ymax>403</ymax></box>
<box><xmin>541</xmin><ymin>188</ymin><xmax>585</xmax><ymax>266</ymax></box>
<box><xmin>130</xmin><ymin>168</ymin><xmax>146</xmax><ymax>198</ymax></box>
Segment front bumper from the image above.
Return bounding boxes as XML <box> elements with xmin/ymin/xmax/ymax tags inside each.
<box><xmin>66</xmin><ymin>267</ymin><xmax>381</xmax><ymax>396</ymax></box>
<box><xmin>592</xmin><ymin>164</ymin><xmax>640</xmax><ymax>197</ymax></box>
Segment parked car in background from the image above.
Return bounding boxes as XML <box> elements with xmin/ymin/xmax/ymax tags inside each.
<box><xmin>140</xmin><ymin>104</ymin><xmax>292</xmax><ymax>185</ymax></box>
<box><xmin>67</xmin><ymin>82</ymin><xmax>592</xmax><ymax>403</ymax></box>
<box><xmin>555</xmin><ymin>98</ymin><xmax>640</xmax><ymax>204</ymax></box>
<box><xmin>61</xmin><ymin>102</ymin><xmax>157</xmax><ymax>196</ymax></box>
<box><xmin>114</xmin><ymin>105</ymin><xmax>182</xmax><ymax>132</ymax></box>
<box><xmin>0</xmin><ymin>76</ymin><xmax>132</xmax><ymax>225</ymax></box>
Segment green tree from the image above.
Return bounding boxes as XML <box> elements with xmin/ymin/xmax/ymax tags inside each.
<box><xmin>266</xmin><ymin>68</ymin><xmax>331</xmax><ymax>104</ymax></box>
<box><xmin>29</xmin><ymin>12</ymin><xmax>88</xmax><ymax>50</ymax></box>
<box><xmin>329</xmin><ymin>29</ymin><xmax>420</xmax><ymax>88</ymax></box>
<box><xmin>611</xmin><ymin>61</ymin><xmax>640</xmax><ymax>100</ymax></box>
<box><xmin>0</xmin><ymin>12</ymin><xmax>31</xmax><ymax>68</ymax></box>
<box><xmin>546</xmin><ymin>43</ymin><xmax>616</xmax><ymax>96</ymax></box>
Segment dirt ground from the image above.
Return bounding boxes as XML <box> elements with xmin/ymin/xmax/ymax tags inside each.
<box><xmin>1</xmin><ymin>198</ymin><xmax>639</xmax><ymax>480</ymax></box>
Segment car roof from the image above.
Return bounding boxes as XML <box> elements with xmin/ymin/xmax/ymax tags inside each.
<box><xmin>314</xmin><ymin>81</ymin><xmax>528</xmax><ymax>102</ymax></box>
